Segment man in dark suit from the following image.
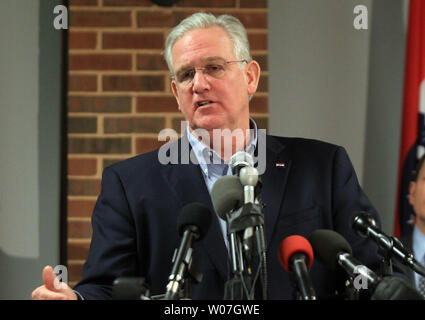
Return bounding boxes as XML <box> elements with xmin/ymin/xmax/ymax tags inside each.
<box><xmin>32</xmin><ymin>12</ymin><xmax>384</xmax><ymax>300</ymax></box>
<box><xmin>399</xmin><ymin>154</ymin><xmax>425</xmax><ymax>297</ymax></box>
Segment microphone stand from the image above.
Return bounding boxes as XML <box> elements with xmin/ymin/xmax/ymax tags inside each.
<box><xmin>224</xmin><ymin>202</ymin><xmax>266</xmax><ymax>300</ymax></box>
<box><xmin>165</xmin><ymin>235</ymin><xmax>203</xmax><ymax>300</ymax></box>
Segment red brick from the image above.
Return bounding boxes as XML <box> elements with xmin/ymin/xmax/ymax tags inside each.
<box><xmin>103</xmin><ymin>158</ymin><xmax>126</xmax><ymax>169</ymax></box>
<box><xmin>103</xmin><ymin>75</ymin><xmax>164</xmax><ymax>92</ymax></box>
<box><xmin>68</xmin><ymin>137</ymin><xmax>132</xmax><ymax>154</ymax></box>
<box><xmin>137</xmin><ymin>11</ymin><xmax>174</xmax><ymax>28</ymax></box>
<box><xmin>68</xmin><ymin>199</ymin><xmax>96</xmax><ymax>218</ymax></box>
<box><xmin>68</xmin><ymin>158</ymin><xmax>98</xmax><ymax>176</ymax></box>
<box><xmin>224</xmin><ymin>12</ymin><xmax>267</xmax><ymax>29</ymax></box>
<box><xmin>251</xmin><ymin>116</ymin><xmax>268</xmax><ymax>130</ymax></box>
<box><xmin>69</xmin><ymin>0</ymin><xmax>98</xmax><ymax>6</ymax></box>
<box><xmin>239</xmin><ymin>0</ymin><xmax>267</xmax><ymax>8</ymax></box>
<box><xmin>172</xmin><ymin>117</ymin><xmax>186</xmax><ymax>133</ymax></box>
<box><xmin>136</xmin><ymin>96</ymin><xmax>178</xmax><ymax>113</ymax></box>
<box><xmin>103</xmin><ymin>32</ymin><xmax>163</xmax><ymax>49</ymax></box>
<box><xmin>68</xmin><ymin>220</ymin><xmax>92</xmax><ymax>238</ymax></box>
<box><xmin>136</xmin><ymin>53</ymin><xmax>168</xmax><ymax>71</ymax></box>
<box><xmin>68</xmin><ymin>179</ymin><xmax>101</xmax><ymax>196</ymax></box>
<box><xmin>69</xmin><ymin>31</ymin><xmax>97</xmax><ymax>49</ymax></box>
<box><xmin>248</xmin><ymin>33</ymin><xmax>267</xmax><ymax>50</ymax></box>
<box><xmin>69</xmin><ymin>54</ymin><xmax>132</xmax><ymax>71</ymax></box>
<box><xmin>68</xmin><ymin>241</ymin><xmax>91</xmax><ymax>260</ymax></box>
<box><xmin>104</xmin><ymin>117</ymin><xmax>166</xmax><ymax>133</ymax></box>
<box><xmin>68</xmin><ymin>117</ymin><xmax>97</xmax><ymax>133</ymax></box>
<box><xmin>103</xmin><ymin>0</ymin><xmax>152</xmax><ymax>6</ymax></box>
<box><xmin>135</xmin><ymin>137</ymin><xmax>167</xmax><ymax>154</ymax></box>
<box><xmin>176</xmin><ymin>0</ymin><xmax>235</xmax><ymax>7</ymax></box>
<box><xmin>68</xmin><ymin>96</ymin><xmax>132</xmax><ymax>113</ymax></box>
<box><xmin>250</xmin><ymin>96</ymin><xmax>268</xmax><ymax>113</ymax></box>
<box><xmin>70</xmin><ymin>11</ymin><xmax>131</xmax><ymax>28</ymax></box>
<box><xmin>69</xmin><ymin>75</ymin><xmax>97</xmax><ymax>92</ymax></box>
<box><xmin>252</xmin><ymin>54</ymin><xmax>268</xmax><ymax>71</ymax></box>
<box><xmin>67</xmin><ymin>263</ymin><xmax>84</xmax><ymax>283</ymax></box>
<box><xmin>257</xmin><ymin>74</ymin><xmax>268</xmax><ymax>93</ymax></box>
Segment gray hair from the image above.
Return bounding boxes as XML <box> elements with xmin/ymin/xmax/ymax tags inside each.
<box><xmin>164</xmin><ymin>13</ymin><xmax>252</xmax><ymax>76</ymax></box>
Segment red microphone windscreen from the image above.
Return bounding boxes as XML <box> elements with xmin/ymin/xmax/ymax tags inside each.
<box><xmin>278</xmin><ymin>235</ymin><xmax>314</xmax><ymax>273</ymax></box>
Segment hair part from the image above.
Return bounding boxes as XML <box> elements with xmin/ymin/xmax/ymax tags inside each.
<box><xmin>164</xmin><ymin>13</ymin><xmax>252</xmax><ymax>77</ymax></box>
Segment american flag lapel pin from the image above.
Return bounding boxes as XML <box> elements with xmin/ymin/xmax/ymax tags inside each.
<box><xmin>275</xmin><ymin>162</ymin><xmax>285</xmax><ymax>167</ymax></box>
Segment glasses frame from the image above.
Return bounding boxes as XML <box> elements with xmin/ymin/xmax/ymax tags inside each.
<box><xmin>172</xmin><ymin>59</ymin><xmax>248</xmax><ymax>86</ymax></box>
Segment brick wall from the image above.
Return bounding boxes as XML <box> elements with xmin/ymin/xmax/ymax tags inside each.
<box><xmin>66</xmin><ymin>0</ymin><xmax>268</xmax><ymax>286</ymax></box>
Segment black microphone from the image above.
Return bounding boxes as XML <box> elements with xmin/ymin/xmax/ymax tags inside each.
<box><xmin>278</xmin><ymin>235</ymin><xmax>316</xmax><ymax>300</ymax></box>
<box><xmin>164</xmin><ymin>202</ymin><xmax>211</xmax><ymax>300</ymax></box>
<box><xmin>351</xmin><ymin>211</ymin><xmax>425</xmax><ymax>277</ymax></box>
<box><xmin>309</xmin><ymin>229</ymin><xmax>381</xmax><ymax>290</ymax></box>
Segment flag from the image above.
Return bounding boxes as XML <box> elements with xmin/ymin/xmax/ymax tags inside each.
<box><xmin>394</xmin><ymin>0</ymin><xmax>425</xmax><ymax>238</ymax></box>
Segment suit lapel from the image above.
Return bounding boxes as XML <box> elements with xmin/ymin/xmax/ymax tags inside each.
<box><xmin>259</xmin><ymin>134</ymin><xmax>291</xmax><ymax>248</ymax></box>
<box><xmin>161</xmin><ymin>137</ymin><xmax>229</xmax><ymax>281</ymax></box>
<box><xmin>159</xmin><ymin>134</ymin><xmax>292</xmax><ymax>280</ymax></box>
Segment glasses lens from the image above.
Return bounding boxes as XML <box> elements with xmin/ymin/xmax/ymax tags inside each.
<box><xmin>204</xmin><ymin>64</ymin><xmax>225</xmax><ymax>78</ymax></box>
<box><xmin>177</xmin><ymin>69</ymin><xmax>195</xmax><ymax>84</ymax></box>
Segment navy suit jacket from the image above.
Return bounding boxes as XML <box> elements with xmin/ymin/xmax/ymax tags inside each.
<box><xmin>73</xmin><ymin>134</ymin><xmax>383</xmax><ymax>299</ymax></box>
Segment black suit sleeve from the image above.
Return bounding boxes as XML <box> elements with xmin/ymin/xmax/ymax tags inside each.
<box><xmin>73</xmin><ymin>166</ymin><xmax>139</xmax><ymax>300</ymax></box>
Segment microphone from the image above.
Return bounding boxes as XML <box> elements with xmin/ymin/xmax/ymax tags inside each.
<box><xmin>309</xmin><ymin>229</ymin><xmax>381</xmax><ymax>290</ymax></box>
<box><xmin>211</xmin><ymin>175</ymin><xmax>244</xmax><ymax>220</ymax></box>
<box><xmin>211</xmin><ymin>175</ymin><xmax>244</xmax><ymax>275</ymax></box>
<box><xmin>211</xmin><ymin>174</ymin><xmax>267</xmax><ymax>299</ymax></box>
<box><xmin>351</xmin><ymin>211</ymin><xmax>425</xmax><ymax>277</ymax></box>
<box><xmin>229</xmin><ymin>152</ymin><xmax>261</xmax><ymax>264</ymax></box>
<box><xmin>278</xmin><ymin>235</ymin><xmax>316</xmax><ymax>300</ymax></box>
<box><xmin>164</xmin><ymin>202</ymin><xmax>211</xmax><ymax>300</ymax></box>
<box><xmin>229</xmin><ymin>151</ymin><xmax>255</xmax><ymax>177</ymax></box>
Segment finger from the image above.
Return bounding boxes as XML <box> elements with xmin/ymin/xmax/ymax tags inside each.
<box><xmin>42</xmin><ymin>265</ymin><xmax>59</xmax><ymax>292</ymax></box>
<box><xmin>38</xmin><ymin>289</ymin><xmax>69</xmax><ymax>300</ymax></box>
<box><xmin>31</xmin><ymin>285</ymin><xmax>44</xmax><ymax>300</ymax></box>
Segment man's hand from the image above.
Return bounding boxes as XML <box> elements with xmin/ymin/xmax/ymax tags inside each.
<box><xmin>31</xmin><ymin>265</ymin><xmax>78</xmax><ymax>300</ymax></box>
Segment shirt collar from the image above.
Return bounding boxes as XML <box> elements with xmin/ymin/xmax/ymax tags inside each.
<box><xmin>186</xmin><ymin>118</ymin><xmax>258</xmax><ymax>170</ymax></box>
<box><xmin>413</xmin><ymin>225</ymin><xmax>425</xmax><ymax>262</ymax></box>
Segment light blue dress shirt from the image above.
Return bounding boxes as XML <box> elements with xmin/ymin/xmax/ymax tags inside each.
<box><xmin>186</xmin><ymin>118</ymin><xmax>258</xmax><ymax>249</ymax></box>
<box><xmin>412</xmin><ymin>225</ymin><xmax>425</xmax><ymax>288</ymax></box>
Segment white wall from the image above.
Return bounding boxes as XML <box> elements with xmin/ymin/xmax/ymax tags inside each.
<box><xmin>268</xmin><ymin>0</ymin><xmax>406</xmax><ymax>234</ymax></box>
<box><xmin>0</xmin><ymin>0</ymin><xmax>40</xmax><ymax>259</ymax></box>
<box><xmin>0</xmin><ymin>0</ymin><xmax>63</xmax><ymax>299</ymax></box>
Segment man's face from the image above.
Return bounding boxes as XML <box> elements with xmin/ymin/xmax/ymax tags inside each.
<box><xmin>409</xmin><ymin>164</ymin><xmax>425</xmax><ymax>225</ymax></box>
<box><xmin>170</xmin><ymin>26</ymin><xmax>260</xmax><ymax>132</ymax></box>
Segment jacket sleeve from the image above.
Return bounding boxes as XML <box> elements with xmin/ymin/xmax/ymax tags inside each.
<box><xmin>72</xmin><ymin>166</ymin><xmax>139</xmax><ymax>300</ymax></box>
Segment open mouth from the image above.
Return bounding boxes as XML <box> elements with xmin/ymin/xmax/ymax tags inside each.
<box><xmin>196</xmin><ymin>100</ymin><xmax>214</xmax><ymax>108</ymax></box>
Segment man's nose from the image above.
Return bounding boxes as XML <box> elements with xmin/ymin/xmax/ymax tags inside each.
<box><xmin>192</xmin><ymin>69</ymin><xmax>211</xmax><ymax>93</ymax></box>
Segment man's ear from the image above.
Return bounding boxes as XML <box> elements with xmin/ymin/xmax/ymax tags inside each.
<box><xmin>408</xmin><ymin>181</ymin><xmax>417</xmax><ymax>206</ymax></box>
<box><xmin>245</xmin><ymin>60</ymin><xmax>261</xmax><ymax>96</ymax></box>
<box><xmin>171</xmin><ymin>80</ymin><xmax>181</xmax><ymax>111</ymax></box>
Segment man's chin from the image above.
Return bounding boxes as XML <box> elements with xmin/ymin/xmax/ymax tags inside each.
<box><xmin>191</xmin><ymin>118</ymin><xmax>226</xmax><ymax>132</ymax></box>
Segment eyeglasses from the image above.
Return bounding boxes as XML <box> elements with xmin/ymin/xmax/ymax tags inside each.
<box><xmin>172</xmin><ymin>60</ymin><xmax>248</xmax><ymax>87</ymax></box>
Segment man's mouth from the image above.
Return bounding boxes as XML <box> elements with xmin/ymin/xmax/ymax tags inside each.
<box><xmin>196</xmin><ymin>100</ymin><xmax>214</xmax><ymax>108</ymax></box>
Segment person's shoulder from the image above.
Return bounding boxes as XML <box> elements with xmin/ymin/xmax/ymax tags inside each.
<box><xmin>266</xmin><ymin>134</ymin><xmax>341</xmax><ymax>153</ymax></box>
<box><xmin>103</xmin><ymin>139</ymin><xmax>180</xmax><ymax>178</ymax></box>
